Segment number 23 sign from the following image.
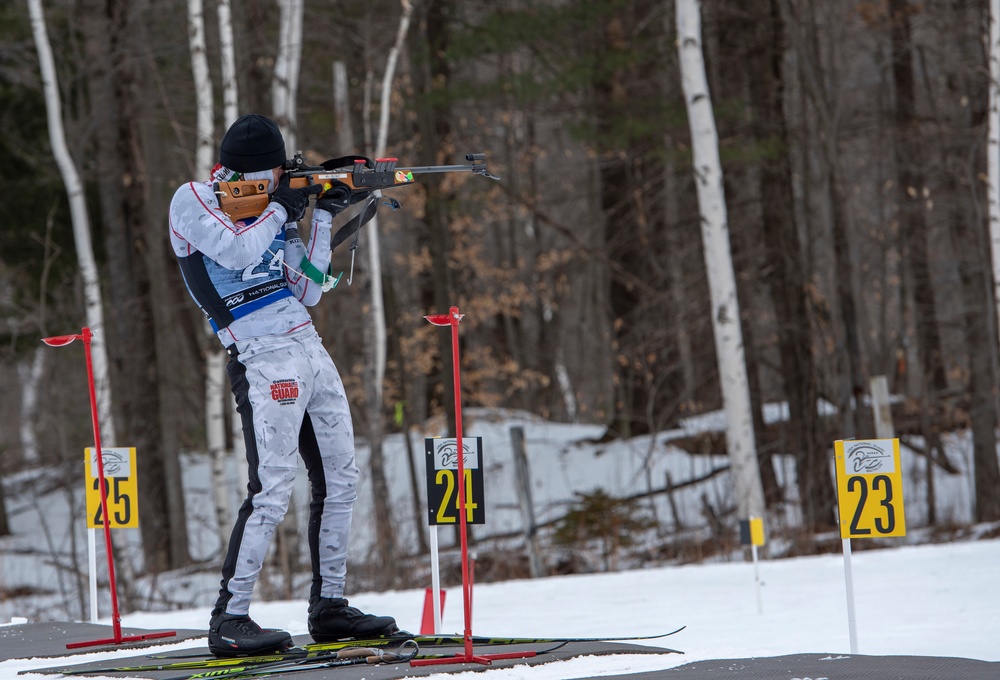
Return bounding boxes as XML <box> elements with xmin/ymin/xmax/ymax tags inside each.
<box><xmin>424</xmin><ymin>437</ymin><xmax>485</xmax><ymax>525</ymax></box>
<box><xmin>834</xmin><ymin>439</ymin><xmax>906</xmax><ymax>539</ymax></box>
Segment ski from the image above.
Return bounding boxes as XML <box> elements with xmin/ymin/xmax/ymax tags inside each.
<box><xmin>143</xmin><ymin>635</ymin><xmax>414</xmax><ymax>661</ymax></box>
<box><xmin>151</xmin><ymin>626</ymin><xmax>686</xmax><ymax>660</ymax></box>
<box><xmin>49</xmin><ymin>626</ymin><xmax>684</xmax><ymax>676</ymax></box>
<box><xmin>163</xmin><ymin>641</ymin><xmax>421</xmax><ymax>680</ymax></box>
<box><xmin>51</xmin><ymin>638</ymin><xmax>414</xmax><ymax>674</ymax></box>
<box><xmin>41</xmin><ymin>642</ymin><xmax>414</xmax><ymax>677</ymax></box>
<box><xmin>162</xmin><ymin>643</ymin><xmax>581</xmax><ymax>680</ymax></box>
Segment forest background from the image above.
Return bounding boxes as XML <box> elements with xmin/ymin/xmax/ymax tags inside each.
<box><xmin>2</xmin><ymin>0</ymin><xmax>1000</xmax><ymax>608</ymax></box>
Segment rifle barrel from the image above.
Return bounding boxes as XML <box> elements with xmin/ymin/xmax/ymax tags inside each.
<box><xmin>398</xmin><ymin>164</ymin><xmax>480</xmax><ymax>174</ymax></box>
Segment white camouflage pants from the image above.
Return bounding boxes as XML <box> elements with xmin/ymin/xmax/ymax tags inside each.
<box><xmin>214</xmin><ymin>326</ymin><xmax>359</xmax><ymax>616</ymax></box>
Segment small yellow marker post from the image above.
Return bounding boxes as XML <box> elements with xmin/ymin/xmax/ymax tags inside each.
<box><xmin>740</xmin><ymin>517</ymin><xmax>766</xmax><ymax>614</ymax></box>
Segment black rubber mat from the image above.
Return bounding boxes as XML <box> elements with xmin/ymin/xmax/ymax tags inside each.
<box><xmin>0</xmin><ymin>622</ymin><xmax>203</xmax><ymax>661</ymax></box>
<box><xmin>617</xmin><ymin>652</ymin><xmax>1000</xmax><ymax>680</ymax></box>
<box><xmin>9</xmin><ymin>624</ymin><xmax>996</xmax><ymax>680</ymax></box>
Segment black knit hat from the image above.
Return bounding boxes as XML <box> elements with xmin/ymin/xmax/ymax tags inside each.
<box><xmin>219</xmin><ymin>114</ymin><xmax>287</xmax><ymax>173</ymax></box>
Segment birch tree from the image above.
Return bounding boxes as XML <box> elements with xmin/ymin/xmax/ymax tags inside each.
<box><xmin>28</xmin><ymin>0</ymin><xmax>117</xmax><ymax>447</ymax></box>
<box><xmin>333</xmin><ymin>62</ymin><xmax>354</xmax><ymax>152</ymax></box>
<box><xmin>271</xmin><ymin>0</ymin><xmax>305</xmax><ymax>581</ymax></box>
<box><xmin>218</xmin><ymin>0</ymin><xmax>238</xmax><ymax>126</ymax></box>
<box><xmin>0</xmin><ymin>449</ymin><xmax>7</xmax><ymax>533</ymax></box>
<box><xmin>361</xmin><ymin>0</ymin><xmax>414</xmax><ymax>589</ymax></box>
<box><xmin>273</xmin><ymin>0</ymin><xmax>303</xmax><ymax>153</ymax></box>
<box><xmin>19</xmin><ymin>350</ymin><xmax>44</xmax><ymax>464</ymax></box>
<box><xmin>676</xmin><ymin>0</ymin><xmax>765</xmax><ymax>522</ymax></box>
<box><xmin>989</xmin><ymin>0</ymin><xmax>1000</xmax><ymax>352</ymax></box>
<box><xmin>185</xmin><ymin>0</ymin><xmax>233</xmax><ymax>556</ymax></box>
<box><xmin>189</xmin><ymin>0</ymin><xmax>215</xmax><ymax>180</ymax></box>
<box><xmin>217</xmin><ymin>0</ymin><xmax>247</xmax><ymax>528</ymax></box>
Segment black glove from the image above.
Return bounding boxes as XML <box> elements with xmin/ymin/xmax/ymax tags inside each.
<box><xmin>315</xmin><ymin>184</ymin><xmax>372</xmax><ymax>217</ymax></box>
<box><xmin>270</xmin><ymin>175</ymin><xmax>320</xmax><ymax>223</ymax></box>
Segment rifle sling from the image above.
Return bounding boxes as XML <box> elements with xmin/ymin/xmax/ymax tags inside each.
<box><xmin>298</xmin><ymin>197</ymin><xmax>379</xmax><ymax>288</ymax></box>
<box><xmin>331</xmin><ymin>197</ymin><xmax>379</xmax><ymax>251</ymax></box>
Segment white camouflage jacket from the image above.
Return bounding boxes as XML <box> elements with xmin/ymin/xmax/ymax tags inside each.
<box><xmin>168</xmin><ymin>179</ymin><xmax>334</xmax><ymax>347</ymax></box>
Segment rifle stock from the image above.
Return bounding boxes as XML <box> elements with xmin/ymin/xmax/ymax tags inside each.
<box><xmin>215</xmin><ymin>153</ymin><xmax>496</xmax><ymax>221</ymax></box>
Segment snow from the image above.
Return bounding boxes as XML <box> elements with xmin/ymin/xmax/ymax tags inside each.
<box><xmin>2</xmin><ymin>537</ymin><xmax>999</xmax><ymax>679</ymax></box>
<box><xmin>2</xmin><ymin>407</ymin><xmax>998</xmax><ymax>678</ymax></box>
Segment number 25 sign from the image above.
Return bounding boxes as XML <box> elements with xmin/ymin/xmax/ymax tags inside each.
<box><xmin>834</xmin><ymin>439</ymin><xmax>906</xmax><ymax>539</ymax></box>
<box><xmin>84</xmin><ymin>447</ymin><xmax>139</xmax><ymax>529</ymax></box>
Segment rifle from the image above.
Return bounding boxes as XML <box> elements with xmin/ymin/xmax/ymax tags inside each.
<box><xmin>215</xmin><ymin>152</ymin><xmax>498</xmax><ymax>221</ymax></box>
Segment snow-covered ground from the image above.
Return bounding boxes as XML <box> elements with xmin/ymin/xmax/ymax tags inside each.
<box><xmin>2</xmin><ymin>407</ymin><xmax>997</xmax><ymax>678</ymax></box>
<box><xmin>3</xmin><ymin>537</ymin><xmax>999</xmax><ymax>679</ymax></box>
<box><xmin>2</xmin><ymin>405</ymin><xmax>982</xmax><ymax>618</ymax></box>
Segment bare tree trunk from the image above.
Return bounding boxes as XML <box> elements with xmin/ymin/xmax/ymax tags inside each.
<box><xmin>677</xmin><ymin>0</ymin><xmax>766</xmax><ymax>523</ymax></box>
<box><xmin>778</xmin><ymin>0</ymin><xmax>863</xmax><ymax>438</ymax></box>
<box><xmin>361</xmin><ymin>0</ymin><xmax>413</xmax><ymax>590</ymax></box>
<box><xmin>333</xmin><ymin>61</ymin><xmax>354</xmax><ymax>152</ymax></box>
<box><xmin>0</xmin><ymin>408</ymin><xmax>10</xmax><ymax>531</ymax></box>
<box><xmin>206</xmin><ymin>348</ymin><xmax>231</xmax><ymax>554</ymax></box>
<box><xmin>216</xmin><ymin>0</ymin><xmax>244</xmax><ymax>539</ymax></box>
<box><xmin>0</xmin><ymin>480</ymin><xmax>8</xmax><ymax>536</ymax></box>
<box><xmin>218</xmin><ymin>0</ymin><xmax>238</xmax><ymax>126</ymax></box>
<box><xmin>273</xmin><ymin>0</ymin><xmax>303</xmax><ymax>153</ymax></box>
<box><xmin>890</xmin><ymin>0</ymin><xmax>947</xmax><ymax>397</ymax></box>
<box><xmin>18</xmin><ymin>215</ymin><xmax>58</xmax><ymax>471</ymax></box>
<box><xmin>949</xmin><ymin>0</ymin><xmax>1000</xmax><ymax>522</ymax></box>
<box><xmin>28</xmin><ymin>0</ymin><xmax>117</xmax><ymax>451</ymax></box>
<box><xmin>743</xmin><ymin>0</ymin><xmax>827</xmax><ymax>520</ymax></box>
<box><xmin>663</xmin><ymin>161</ymin><xmax>696</xmax><ymax>410</ymax></box>
<box><xmin>384</xmin><ymin>279</ymin><xmax>429</xmax><ymax>555</ymax></box>
<box><xmin>85</xmin><ymin>0</ymin><xmax>188</xmax><ymax>571</ymax></box>
<box><xmin>889</xmin><ymin>0</ymin><xmax>948</xmax><ymax>528</ymax></box>
<box><xmin>271</xmin><ymin>0</ymin><xmax>305</xmax><ymax>583</ymax></box>
<box><xmin>186</xmin><ymin>0</ymin><xmax>233</xmax><ymax>558</ymax></box>
<box><xmin>18</xmin><ymin>349</ymin><xmax>45</xmax><ymax>465</ymax></box>
<box><xmin>411</xmin><ymin>0</ymin><xmax>457</xmax><ymax>430</ymax></box>
<box><xmin>189</xmin><ymin>0</ymin><xmax>215</xmax><ymax>178</ymax></box>
<box><xmin>949</xmin><ymin>159</ymin><xmax>1000</xmax><ymax>522</ymax></box>
<box><xmin>592</xmin><ymin>5</ymin><xmax>669</xmax><ymax>440</ymax></box>
<box><xmin>988</xmin><ymin>5</ymin><xmax>1000</xmax><ymax>515</ymax></box>
<box><xmin>953</xmin><ymin>209</ymin><xmax>1000</xmax><ymax>522</ymax></box>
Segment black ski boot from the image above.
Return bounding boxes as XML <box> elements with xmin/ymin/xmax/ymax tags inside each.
<box><xmin>307</xmin><ymin>597</ymin><xmax>398</xmax><ymax>642</ymax></box>
<box><xmin>208</xmin><ymin>612</ymin><xmax>293</xmax><ymax>657</ymax></box>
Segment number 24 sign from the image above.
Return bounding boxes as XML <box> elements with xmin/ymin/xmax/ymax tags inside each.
<box><xmin>834</xmin><ymin>439</ymin><xmax>906</xmax><ymax>539</ymax></box>
<box><xmin>424</xmin><ymin>437</ymin><xmax>485</xmax><ymax>526</ymax></box>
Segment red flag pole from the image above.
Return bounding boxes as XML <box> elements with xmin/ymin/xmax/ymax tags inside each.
<box><xmin>42</xmin><ymin>328</ymin><xmax>175</xmax><ymax>649</ymax></box>
<box><xmin>415</xmin><ymin>308</ymin><xmax>534</xmax><ymax>667</ymax></box>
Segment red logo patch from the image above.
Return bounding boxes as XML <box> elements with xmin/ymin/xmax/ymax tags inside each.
<box><xmin>270</xmin><ymin>379</ymin><xmax>299</xmax><ymax>404</ymax></box>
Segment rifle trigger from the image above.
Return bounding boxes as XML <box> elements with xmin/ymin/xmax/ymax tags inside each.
<box><xmin>382</xmin><ymin>197</ymin><xmax>402</xmax><ymax>211</ymax></box>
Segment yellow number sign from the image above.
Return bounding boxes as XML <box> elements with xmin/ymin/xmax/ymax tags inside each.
<box><xmin>834</xmin><ymin>439</ymin><xmax>905</xmax><ymax>539</ymax></box>
<box><xmin>84</xmin><ymin>447</ymin><xmax>139</xmax><ymax>529</ymax></box>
